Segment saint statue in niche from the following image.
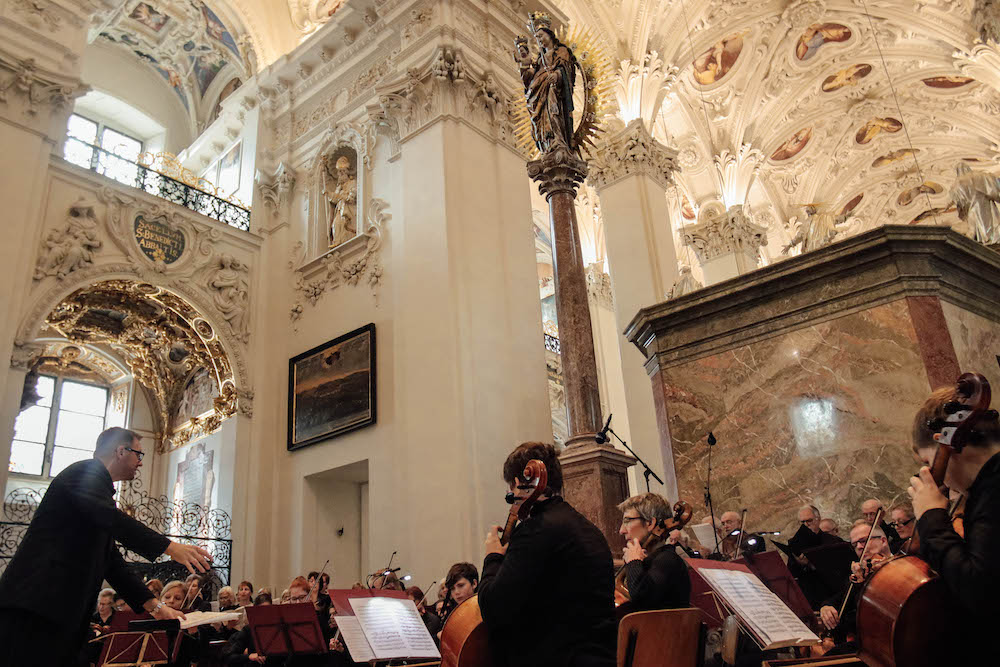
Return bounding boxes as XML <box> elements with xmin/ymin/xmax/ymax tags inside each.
<box><xmin>951</xmin><ymin>162</ymin><xmax>1000</xmax><ymax>244</ymax></box>
<box><xmin>324</xmin><ymin>151</ymin><xmax>358</xmax><ymax>248</ymax></box>
<box><xmin>514</xmin><ymin>13</ymin><xmax>577</xmax><ymax>155</ymax></box>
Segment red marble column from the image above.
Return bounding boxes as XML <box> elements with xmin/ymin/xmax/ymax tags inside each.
<box><xmin>527</xmin><ymin>149</ymin><xmax>603</xmax><ymax>445</ymax></box>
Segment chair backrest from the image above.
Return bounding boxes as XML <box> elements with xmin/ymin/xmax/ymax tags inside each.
<box><xmin>617</xmin><ymin>608</ymin><xmax>704</xmax><ymax>667</ymax></box>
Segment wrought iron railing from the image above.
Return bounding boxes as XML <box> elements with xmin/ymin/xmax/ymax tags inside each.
<box><xmin>1</xmin><ymin>481</ymin><xmax>232</xmax><ymax>587</ymax></box>
<box><xmin>63</xmin><ymin>138</ymin><xmax>251</xmax><ymax>232</ymax></box>
<box><xmin>544</xmin><ymin>332</ymin><xmax>561</xmax><ymax>354</ymax></box>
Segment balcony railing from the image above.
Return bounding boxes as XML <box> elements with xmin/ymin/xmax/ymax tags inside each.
<box><xmin>544</xmin><ymin>333</ymin><xmax>561</xmax><ymax>354</ymax></box>
<box><xmin>63</xmin><ymin>138</ymin><xmax>251</xmax><ymax>232</ymax></box>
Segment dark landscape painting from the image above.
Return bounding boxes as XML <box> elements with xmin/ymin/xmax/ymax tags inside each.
<box><xmin>288</xmin><ymin>324</ymin><xmax>375</xmax><ymax>450</ymax></box>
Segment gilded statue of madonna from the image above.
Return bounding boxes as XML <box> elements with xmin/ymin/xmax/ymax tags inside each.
<box><xmin>514</xmin><ymin>13</ymin><xmax>578</xmax><ymax>155</ymax></box>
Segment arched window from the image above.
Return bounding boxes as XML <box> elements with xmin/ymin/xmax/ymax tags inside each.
<box><xmin>10</xmin><ymin>375</ymin><xmax>109</xmax><ymax>478</ymax></box>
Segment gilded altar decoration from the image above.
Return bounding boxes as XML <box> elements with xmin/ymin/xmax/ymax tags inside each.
<box><xmin>44</xmin><ymin>280</ymin><xmax>239</xmax><ymax>451</ymax></box>
<box><xmin>951</xmin><ymin>162</ymin><xmax>1000</xmax><ymax>244</ymax></box>
<box><xmin>511</xmin><ymin>13</ymin><xmax>613</xmax><ymax>160</ymax></box>
<box><xmin>134</xmin><ymin>214</ymin><xmax>185</xmax><ymax>264</ymax></box>
<box><xmin>324</xmin><ymin>151</ymin><xmax>358</xmax><ymax>247</ymax></box>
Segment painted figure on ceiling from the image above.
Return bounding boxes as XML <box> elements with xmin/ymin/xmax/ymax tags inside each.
<box><xmin>514</xmin><ymin>12</ymin><xmax>577</xmax><ymax>155</ymax></box>
<box><xmin>951</xmin><ymin>162</ymin><xmax>1000</xmax><ymax>244</ymax></box>
<box><xmin>325</xmin><ymin>154</ymin><xmax>358</xmax><ymax>248</ymax></box>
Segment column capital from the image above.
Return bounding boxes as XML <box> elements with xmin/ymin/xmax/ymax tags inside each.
<box><xmin>527</xmin><ymin>147</ymin><xmax>588</xmax><ymax>199</ymax></box>
<box><xmin>588</xmin><ymin>119</ymin><xmax>678</xmax><ymax>191</ymax></box>
<box><xmin>682</xmin><ymin>202</ymin><xmax>769</xmax><ymax>265</ymax></box>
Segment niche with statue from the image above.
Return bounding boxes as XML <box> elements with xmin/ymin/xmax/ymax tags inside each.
<box><xmin>322</xmin><ymin>146</ymin><xmax>359</xmax><ymax>249</ymax></box>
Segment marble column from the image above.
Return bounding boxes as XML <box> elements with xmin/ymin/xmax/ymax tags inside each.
<box><xmin>588</xmin><ymin>120</ymin><xmax>680</xmax><ymax>500</ymax></box>
<box><xmin>528</xmin><ymin>148</ymin><xmax>603</xmax><ymax>445</ymax></box>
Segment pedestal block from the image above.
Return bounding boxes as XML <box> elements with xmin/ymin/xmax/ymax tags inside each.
<box><xmin>559</xmin><ymin>443</ymin><xmax>637</xmax><ymax>551</ymax></box>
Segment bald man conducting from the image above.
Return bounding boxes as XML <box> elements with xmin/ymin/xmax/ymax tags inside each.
<box><xmin>0</xmin><ymin>427</ymin><xmax>213</xmax><ymax>666</ymax></box>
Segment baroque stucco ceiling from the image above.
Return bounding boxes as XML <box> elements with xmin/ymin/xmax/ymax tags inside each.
<box><xmin>554</xmin><ymin>0</ymin><xmax>996</xmax><ymax>242</ymax></box>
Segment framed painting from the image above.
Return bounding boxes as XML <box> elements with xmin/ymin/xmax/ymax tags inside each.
<box><xmin>287</xmin><ymin>323</ymin><xmax>376</xmax><ymax>450</ymax></box>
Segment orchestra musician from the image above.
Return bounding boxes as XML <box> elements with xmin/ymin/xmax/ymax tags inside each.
<box><xmin>0</xmin><ymin>427</ymin><xmax>211</xmax><ymax>666</ymax></box>
<box><xmin>907</xmin><ymin>384</ymin><xmax>1000</xmax><ymax>657</ymax></box>
<box><xmin>713</xmin><ymin>510</ymin><xmax>765</xmax><ymax>560</ymax></box>
<box><xmin>788</xmin><ymin>504</ymin><xmax>844</xmax><ymax>609</ymax></box>
<box><xmin>888</xmin><ymin>503</ymin><xmax>916</xmax><ymax>543</ymax></box>
<box><xmin>819</xmin><ymin>518</ymin><xmax>840</xmax><ymax>537</ymax></box>
<box><xmin>478</xmin><ymin>442</ymin><xmax>616</xmax><ymax>667</ymax></box>
<box><xmin>860</xmin><ymin>498</ymin><xmax>903</xmax><ymax>553</ymax></box>
<box><xmin>817</xmin><ymin>521</ymin><xmax>891</xmax><ymax>648</ymax></box>
<box><xmin>438</xmin><ymin>561</ymin><xmax>479</xmax><ymax>625</ymax></box>
<box><xmin>616</xmin><ymin>493</ymin><xmax>691</xmax><ymax>612</ymax></box>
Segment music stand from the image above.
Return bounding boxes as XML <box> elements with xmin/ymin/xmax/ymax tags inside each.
<box><xmin>95</xmin><ymin>621</ymin><xmax>180</xmax><ymax>667</ymax></box>
<box><xmin>735</xmin><ymin>551</ymin><xmax>814</xmax><ymax>622</ymax></box>
<box><xmin>246</xmin><ymin>602</ymin><xmax>327</xmax><ymax>657</ymax></box>
<box><xmin>803</xmin><ymin>541</ymin><xmax>856</xmax><ymax>593</ymax></box>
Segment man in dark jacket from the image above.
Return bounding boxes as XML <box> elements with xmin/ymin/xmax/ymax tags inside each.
<box><xmin>478</xmin><ymin>442</ymin><xmax>616</xmax><ymax>667</ymax></box>
<box><xmin>0</xmin><ymin>427</ymin><xmax>213</xmax><ymax>665</ymax></box>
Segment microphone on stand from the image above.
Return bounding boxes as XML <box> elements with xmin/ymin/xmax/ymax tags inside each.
<box><xmin>595</xmin><ymin>414</ymin><xmax>613</xmax><ymax>444</ymax></box>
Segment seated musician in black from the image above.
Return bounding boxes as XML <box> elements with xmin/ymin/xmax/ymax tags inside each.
<box><xmin>479</xmin><ymin>442</ymin><xmax>616</xmax><ymax>667</ymax></box>
<box><xmin>818</xmin><ymin>521</ymin><xmax>890</xmax><ymax>644</ymax></box>
<box><xmin>616</xmin><ymin>493</ymin><xmax>690</xmax><ymax>613</ymax></box>
<box><xmin>908</xmin><ymin>385</ymin><xmax>1000</xmax><ymax>655</ymax></box>
<box><xmin>223</xmin><ymin>592</ymin><xmax>272</xmax><ymax>665</ymax></box>
<box><xmin>787</xmin><ymin>504</ymin><xmax>844</xmax><ymax>609</ymax></box>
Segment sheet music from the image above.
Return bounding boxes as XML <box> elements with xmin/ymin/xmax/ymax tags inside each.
<box><xmin>349</xmin><ymin>596</ymin><xmax>441</xmax><ymax>659</ymax></box>
<box><xmin>334</xmin><ymin>615</ymin><xmax>377</xmax><ymax>662</ymax></box>
<box><xmin>178</xmin><ymin>610</ymin><xmax>242</xmax><ymax>629</ymax></box>
<box><xmin>698</xmin><ymin>568</ymin><xmax>819</xmax><ymax>649</ymax></box>
<box><xmin>690</xmin><ymin>523</ymin><xmax>718</xmax><ymax>549</ymax></box>
<box><xmin>395</xmin><ymin>599</ymin><xmax>440</xmax><ymax>657</ymax></box>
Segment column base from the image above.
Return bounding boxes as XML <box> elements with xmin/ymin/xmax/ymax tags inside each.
<box><xmin>559</xmin><ymin>442</ymin><xmax>636</xmax><ymax>551</ymax></box>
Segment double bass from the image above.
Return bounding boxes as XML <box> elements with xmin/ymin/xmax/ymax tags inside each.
<box><xmin>855</xmin><ymin>372</ymin><xmax>991</xmax><ymax>667</ymax></box>
<box><xmin>439</xmin><ymin>460</ymin><xmax>548</xmax><ymax>667</ymax></box>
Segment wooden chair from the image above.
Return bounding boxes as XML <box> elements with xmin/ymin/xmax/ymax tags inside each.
<box><xmin>617</xmin><ymin>608</ymin><xmax>705</xmax><ymax>667</ymax></box>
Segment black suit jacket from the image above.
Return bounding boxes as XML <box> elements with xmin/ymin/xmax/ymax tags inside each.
<box><xmin>0</xmin><ymin>459</ymin><xmax>169</xmax><ymax>641</ymax></box>
<box><xmin>478</xmin><ymin>496</ymin><xmax>616</xmax><ymax>667</ymax></box>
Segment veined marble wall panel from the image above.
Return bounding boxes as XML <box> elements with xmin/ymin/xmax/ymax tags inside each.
<box><xmin>658</xmin><ymin>300</ymin><xmax>930</xmax><ymax>535</ymax></box>
<box><xmin>942</xmin><ymin>301</ymin><xmax>1000</xmax><ymax>393</ymax></box>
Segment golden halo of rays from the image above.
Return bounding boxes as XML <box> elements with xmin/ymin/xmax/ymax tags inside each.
<box><xmin>510</xmin><ymin>25</ymin><xmax>616</xmax><ymax>160</ymax></box>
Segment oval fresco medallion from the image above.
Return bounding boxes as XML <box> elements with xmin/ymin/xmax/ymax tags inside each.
<box><xmin>771</xmin><ymin>128</ymin><xmax>812</xmax><ymax>162</ymax></box>
<box><xmin>855</xmin><ymin>118</ymin><xmax>902</xmax><ymax>145</ymax></box>
<box><xmin>871</xmin><ymin>148</ymin><xmax>920</xmax><ymax>169</ymax></box>
<box><xmin>693</xmin><ymin>33</ymin><xmax>744</xmax><ymax>86</ymax></box>
<box><xmin>922</xmin><ymin>76</ymin><xmax>975</xmax><ymax>89</ymax></box>
<box><xmin>822</xmin><ymin>64</ymin><xmax>872</xmax><ymax>92</ymax></box>
<box><xmin>898</xmin><ymin>181</ymin><xmax>943</xmax><ymax>207</ymax></box>
<box><xmin>840</xmin><ymin>193</ymin><xmax>864</xmax><ymax>216</ymax></box>
<box><xmin>796</xmin><ymin>23</ymin><xmax>851</xmax><ymax>61</ymax></box>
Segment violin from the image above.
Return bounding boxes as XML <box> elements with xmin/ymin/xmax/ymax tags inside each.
<box><xmin>439</xmin><ymin>460</ymin><xmax>548</xmax><ymax>667</ymax></box>
<box><xmin>613</xmin><ymin>500</ymin><xmax>692</xmax><ymax>606</ymax></box>
<box><xmin>855</xmin><ymin>372</ymin><xmax>991</xmax><ymax>667</ymax></box>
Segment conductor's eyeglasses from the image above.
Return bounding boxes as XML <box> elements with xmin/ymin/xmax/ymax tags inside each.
<box><xmin>125</xmin><ymin>447</ymin><xmax>145</xmax><ymax>462</ymax></box>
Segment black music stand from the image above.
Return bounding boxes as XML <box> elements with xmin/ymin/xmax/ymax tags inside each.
<box><xmin>246</xmin><ymin>602</ymin><xmax>327</xmax><ymax>658</ymax></box>
<box><xmin>803</xmin><ymin>541</ymin><xmax>857</xmax><ymax>593</ymax></box>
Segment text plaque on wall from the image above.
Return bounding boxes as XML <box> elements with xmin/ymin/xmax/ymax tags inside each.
<box><xmin>134</xmin><ymin>215</ymin><xmax>185</xmax><ymax>264</ymax></box>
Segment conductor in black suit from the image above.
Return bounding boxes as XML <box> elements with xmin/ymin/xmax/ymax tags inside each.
<box><xmin>0</xmin><ymin>427</ymin><xmax>214</xmax><ymax>665</ymax></box>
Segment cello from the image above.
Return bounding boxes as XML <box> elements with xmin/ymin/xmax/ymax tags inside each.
<box><xmin>439</xmin><ymin>459</ymin><xmax>548</xmax><ymax>667</ymax></box>
<box><xmin>855</xmin><ymin>372</ymin><xmax>991</xmax><ymax>667</ymax></box>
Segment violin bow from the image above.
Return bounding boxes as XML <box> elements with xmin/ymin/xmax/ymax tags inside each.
<box><xmin>839</xmin><ymin>508</ymin><xmax>884</xmax><ymax>619</ymax></box>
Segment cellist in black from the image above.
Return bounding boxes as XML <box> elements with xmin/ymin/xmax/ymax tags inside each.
<box><xmin>478</xmin><ymin>442</ymin><xmax>617</xmax><ymax>667</ymax></box>
<box><xmin>906</xmin><ymin>379</ymin><xmax>1000</xmax><ymax>656</ymax></box>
